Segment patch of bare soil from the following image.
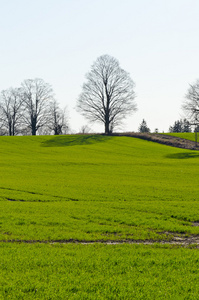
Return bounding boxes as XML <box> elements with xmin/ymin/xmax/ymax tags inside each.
<box><xmin>1</xmin><ymin>234</ymin><xmax>199</xmax><ymax>247</ymax></box>
<box><xmin>113</xmin><ymin>132</ymin><xmax>199</xmax><ymax>150</ymax></box>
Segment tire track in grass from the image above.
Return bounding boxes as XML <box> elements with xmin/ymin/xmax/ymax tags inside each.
<box><xmin>0</xmin><ymin>187</ymin><xmax>78</xmax><ymax>202</ymax></box>
<box><xmin>1</xmin><ymin>234</ymin><xmax>199</xmax><ymax>247</ymax></box>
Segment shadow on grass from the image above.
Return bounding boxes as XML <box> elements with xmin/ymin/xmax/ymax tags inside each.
<box><xmin>166</xmin><ymin>152</ymin><xmax>199</xmax><ymax>159</ymax></box>
<box><xmin>41</xmin><ymin>134</ymin><xmax>113</xmax><ymax>147</ymax></box>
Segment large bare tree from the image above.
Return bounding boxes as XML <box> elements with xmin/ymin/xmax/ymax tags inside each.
<box><xmin>21</xmin><ymin>78</ymin><xmax>54</xmax><ymax>135</ymax></box>
<box><xmin>0</xmin><ymin>87</ymin><xmax>23</xmax><ymax>136</ymax></box>
<box><xmin>182</xmin><ymin>80</ymin><xmax>199</xmax><ymax>145</ymax></box>
<box><xmin>76</xmin><ymin>55</ymin><xmax>137</xmax><ymax>134</ymax></box>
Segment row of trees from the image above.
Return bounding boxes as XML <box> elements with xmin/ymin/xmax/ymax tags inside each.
<box><xmin>169</xmin><ymin>119</ymin><xmax>191</xmax><ymax>133</ymax></box>
<box><xmin>77</xmin><ymin>55</ymin><xmax>199</xmax><ymax>136</ymax></box>
<box><xmin>138</xmin><ymin>118</ymin><xmax>197</xmax><ymax>134</ymax></box>
<box><xmin>1</xmin><ymin>54</ymin><xmax>199</xmax><ymax>136</ymax></box>
<box><xmin>0</xmin><ymin>55</ymin><xmax>137</xmax><ymax>136</ymax></box>
<box><xmin>138</xmin><ymin>119</ymin><xmax>192</xmax><ymax>134</ymax></box>
<box><xmin>0</xmin><ymin>78</ymin><xmax>68</xmax><ymax>136</ymax></box>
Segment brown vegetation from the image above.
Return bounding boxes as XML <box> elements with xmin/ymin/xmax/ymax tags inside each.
<box><xmin>113</xmin><ymin>132</ymin><xmax>199</xmax><ymax>150</ymax></box>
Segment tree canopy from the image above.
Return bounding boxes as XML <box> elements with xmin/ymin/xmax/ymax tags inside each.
<box><xmin>0</xmin><ymin>78</ymin><xmax>69</xmax><ymax>136</ymax></box>
<box><xmin>77</xmin><ymin>55</ymin><xmax>137</xmax><ymax>134</ymax></box>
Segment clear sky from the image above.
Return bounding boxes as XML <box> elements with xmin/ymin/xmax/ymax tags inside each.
<box><xmin>0</xmin><ymin>0</ymin><xmax>199</xmax><ymax>133</ymax></box>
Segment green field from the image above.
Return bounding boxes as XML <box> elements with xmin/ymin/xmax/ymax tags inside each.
<box><xmin>165</xmin><ymin>132</ymin><xmax>197</xmax><ymax>142</ymax></box>
<box><xmin>0</xmin><ymin>134</ymin><xmax>199</xmax><ymax>299</ymax></box>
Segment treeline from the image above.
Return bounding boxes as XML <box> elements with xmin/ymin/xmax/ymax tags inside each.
<box><xmin>138</xmin><ymin>119</ymin><xmax>194</xmax><ymax>134</ymax></box>
<box><xmin>169</xmin><ymin>119</ymin><xmax>192</xmax><ymax>133</ymax></box>
<box><xmin>0</xmin><ymin>78</ymin><xmax>68</xmax><ymax>136</ymax></box>
<box><xmin>0</xmin><ymin>75</ymin><xmax>197</xmax><ymax>137</ymax></box>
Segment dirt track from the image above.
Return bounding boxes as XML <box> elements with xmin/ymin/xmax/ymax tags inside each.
<box><xmin>113</xmin><ymin>132</ymin><xmax>199</xmax><ymax>151</ymax></box>
<box><xmin>1</xmin><ymin>233</ymin><xmax>199</xmax><ymax>247</ymax></box>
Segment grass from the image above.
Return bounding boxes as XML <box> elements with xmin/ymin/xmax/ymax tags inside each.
<box><xmin>165</xmin><ymin>132</ymin><xmax>197</xmax><ymax>142</ymax></box>
<box><xmin>1</xmin><ymin>243</ymin><xmax>199</xmax><ymax>299</ymax></box>
<box><xmin>1</xmin><ymin>134</ymin><xmax>199</xmax><ymax>298</ymax></box>
<box><xmin>1</xmin><ymin>134</ymin><xmax>199</xmax><ymax>241</ymax></box>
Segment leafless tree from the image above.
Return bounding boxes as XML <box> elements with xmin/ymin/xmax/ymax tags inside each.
<box><xmin>182</xmin><ymin>80</ymin><xmax>199</xmax><ymax>145</ymax></box>
<box><xmin>79</xmin><ymin>124</ymin><xmax>91</xmax><ymax>134</ymax></box>
<box><xmin>76</xmin><ymin>55</ymin><xmax>137</xmax><ymax>135</ymax></box>
<box><xmin>21</xmin><ymin>78</ymin><xmax>54</xmax><ymax>135</ymax></box>
<box><xmin>48</xmin><ymin>100</ymin><xmax>69</xmax><ymax>135</ymax></box>
<box><xmin>0</xmin><ymin>87</ymin><xmax>23</xmax><ymax>135</ymax></box>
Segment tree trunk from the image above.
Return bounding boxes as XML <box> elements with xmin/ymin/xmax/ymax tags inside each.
<box><xmin>9</xmin><ymin>125</ymin><xmax>12</xmax><ymax>136</ymax></box>
<box><xmin>8</xmin><ymin>120</ymin><xmax>12</xmax><ymax>136</ymax></box>
<box><xmin>105</xmin><ymin>120</ymin><xmax>110</xmax><ymax>135</ymax></box>
<box><xmin>31</xmin><ymin>116</ymin><xmax>37</xmax><ymax>135</ymax></box>
<box><xmin>195</xmin><ymin>130</ymin><xmax>198</xmax><ymax>147</ymax></box>
<box><xmin>12</xmin><ymin>121</ymin><xmax>15</xmax><ymax>136</ymax></box>
<box><xmin>32</xmin><ymin>127</ymin><xmax>37</xmax><ymax>135</ymax></box>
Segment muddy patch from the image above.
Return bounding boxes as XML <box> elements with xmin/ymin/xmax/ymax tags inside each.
<box><xmin>1</xmin><ymin>234</ymin><xmax>199</xmax><ymax>247</ymax></box>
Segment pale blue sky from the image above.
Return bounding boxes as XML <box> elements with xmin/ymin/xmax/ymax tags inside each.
<box><xmin>0</xmin><ymin>0</ymin><xmax>199</xmax><ymax>133</ymax></box>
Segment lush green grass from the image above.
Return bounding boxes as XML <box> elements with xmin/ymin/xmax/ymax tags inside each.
<box><xmin>165</xmin><ymin>132</ymin><xmax>197</xmax><ymax>142</ymax></box>
<box><xmin>0</xmin><ymin>134</ymin><xmax>199</xmax><ymax>241</ymax></box>
<box><xmin>1</xmin><ymin>134</ymin><xmax>199</xmax><ymax>299</ymax></box>
<box><xmin>1</xmin><ymin>243</ymin><xmax>199</xmax><ymax>299</ymax></box>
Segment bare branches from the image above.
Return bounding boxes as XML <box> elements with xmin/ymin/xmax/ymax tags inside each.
<box><xmin>77</xmin><ymin>54</ymin><xmax>137</xmax><ymax>134</ymax></box>
<box><xmin>0</xmin><ymin>88</ymin><xmax>23</xmax><ymax>135</ymax></box>
<box><xmin>182</xmin><ymin>80</ymin><xmax>199</xmax><ymax>146</ymax></box>
<box><xmin>0</xmin><ymin>78</ymin><xmax>69</xmax><ymax>136</ymax></box>
<box><xmin>182</xmin><ymin>80</ymin><xmax>199</xmax><ymax>125</ymax></box>
<box><xmin>21</xmin><ymin>78</ymin><xmax>54</xmax><ymax>135</ymax></box>
<box><xmin>47</xmin><ymin>100</ymin><xmax>69</xmax><ymax>135</ymax></box>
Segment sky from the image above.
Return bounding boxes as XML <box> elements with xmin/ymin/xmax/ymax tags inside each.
<box><xmin>1</xmin><ymin>0</ymin><xmax>199</xmax><ymax>133</ymax></box>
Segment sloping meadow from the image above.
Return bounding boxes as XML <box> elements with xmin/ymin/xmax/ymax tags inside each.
<box><xmin>0</xmin><ymin>134</ymin><xmax>199</xmax><ymax>241</ymax></box>
<box><xmin>1</xmin><ymin>134</ymin><xmax>199</xmax><ymax>298</ymax></box>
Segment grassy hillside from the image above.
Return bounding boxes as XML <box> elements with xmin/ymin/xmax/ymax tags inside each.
<box><xmin>1</xmin><ymin>134</ymin><xmax>199</xmax><ymax>298</ymax></box>
<box><xmin>165</xmin><ymin>132</ymin><xmax>197</xmax><ymax>142</ymax></box>
<box><xmin>1</xmin><ymin>134</ymin><xmax>199</xmax><ymax>241</ymax></box>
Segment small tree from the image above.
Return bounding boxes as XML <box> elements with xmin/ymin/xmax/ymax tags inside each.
<box><xmin>169</xmin><ymin>120</ymin><xmax>183</xmax><ymax>133</ymax></box>
<box><xmin>138</xmin><ymin>119</ymin><xmax>150</xmax><ymax>133</ymax></box>
<box><xmin>79</xmin><ymin>124</ymin><xmax>91</xmax><ymax>134</ymax></box>
<box><xmin>77</xmin><ymin>54</ymin><xmax>137</xmax><ymax>135</ymax></box>
<box><xmin>182</xmin><ymin>119</ymin><xmax>191</xmax><ymax>132</ymax></box>
<box><xmin>48</xmin><ymin>100</ymin><xmax>69</xmax><ymax>135</ymax></box>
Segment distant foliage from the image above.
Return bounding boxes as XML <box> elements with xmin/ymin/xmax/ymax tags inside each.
<box><xmin>169</xmin><ymin>119</ymin><xmax>191</xmax><ymax>133</ymax></box>
<box><xmin>138</xmin><ymin>119</ymin><xmax>150</xmax><ymax>133</ymax></box>
<box><xmin>0</xmin><ymin>78</ymin><xmax>69</xmax><ymax>136</ymax></box>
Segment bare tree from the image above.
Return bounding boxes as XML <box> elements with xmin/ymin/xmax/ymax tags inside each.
<box><xmin>48</xmin><ymin>100</ymin><xmax>69</xmax><ymax>135</ymax></box>
<box><xmin>79</xmin><ymin>124</ymin><xmax>91</xmax><ymax>134</ymax></box>
<box><xmin>0</xmin><ymin>87</ymin><xmax>23</xmax><ymax>136</ymax></box>
<box><xmin>76</xmin><ymin>55</ymin><xmax>137</xmax><ymax>135</ymax></box>
<box><xmin>21</xmin><ymin>78</ymin><xmax>54</xmax><ymax>135</ymax></box>
<box><xmin>182</xmin><ymin>80</ymin><xmax>199</xmax><ymax>145</ymax></box>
